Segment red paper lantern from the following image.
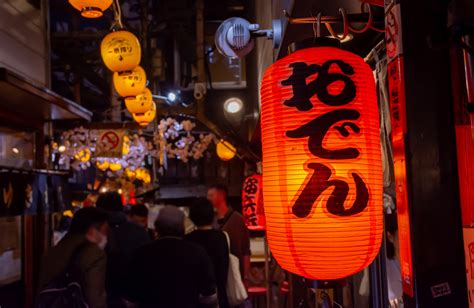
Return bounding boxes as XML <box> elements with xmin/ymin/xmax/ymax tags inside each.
<box><xmin>260</xmin><ymin>46</ymin><xmax>383</xmax><ymax>280</ymax></box>
<box><xmin>242</xmin><ymin>174</ymin><xmax>265</xmax><ymax>231</ymax></box>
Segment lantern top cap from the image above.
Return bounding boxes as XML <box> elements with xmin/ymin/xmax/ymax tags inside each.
<box><xmin>287</xmin><ymin>37</ymin><xmax>341</xmax><ymax>54</ymax></box>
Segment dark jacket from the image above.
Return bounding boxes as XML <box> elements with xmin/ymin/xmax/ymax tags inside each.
<box><xmin>39</xmin><ymin>234</ymin><xmax>107</xmax><ymax>308</ymax></box>
<box><xmin>186</xmin><ymin>229</ymin><xmax>229</xmax><ymax>308</ymax></box>
<box><xmin>127</xmin><ymin>237</ymin><xmax>217</xmax><ymax>308</ymax></box>
<box><xmin>106</xmin><ymin>212</ymin><xmax>150</xmax><ymax>300</ymax></box>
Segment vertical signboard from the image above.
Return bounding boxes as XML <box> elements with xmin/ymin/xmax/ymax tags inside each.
<box><xmin>385</xmin><ymin>2</ymin><xmax>414</xmax><ymax>297</ymax></box>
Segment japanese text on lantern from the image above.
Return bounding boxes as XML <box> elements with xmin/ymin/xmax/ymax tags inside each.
<box><xmin>242</xmin><ymin>175</ymin><xmax>265</xmax><ymax>230</ymax></box>
<box><xmin>243</xmin><ymin>176</ymin><xmax>259</xmax><ymax>225</ymax></box>
<box><xmin>282</xmin><ymin>60</ymin><xmax>368</xmax><ymax>218</ymax></box>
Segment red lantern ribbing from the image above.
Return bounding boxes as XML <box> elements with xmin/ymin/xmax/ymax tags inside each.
<box><xmin>242</xmin><ymin>174</ymin><xmax>265</xmax><ymax>231</ymax></box>
<box><xmin>260</xmin><ymin>46</ymin><xmax>383</xmax><ymax>280</ymax></box>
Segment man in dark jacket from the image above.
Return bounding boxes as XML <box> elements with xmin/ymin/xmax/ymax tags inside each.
<box><xmin>39</xmin><ymin>207</ymin><xmax>109</xmax><ymax>308</ymax></box>
<box><xmin>96</xmin><ymin>192</ymin><xmax>150</xmax><ymax>306</ymax></box>
<box><xmin>127</xmin><ymin>206</ymin><xmax>218</xmax><ymax>308</ymax></box>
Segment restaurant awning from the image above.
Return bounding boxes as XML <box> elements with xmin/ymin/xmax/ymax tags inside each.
<box><xmin>0</xmin><ymin>68</ymin><xmax>92</xmax><ymax>126</ymax></box>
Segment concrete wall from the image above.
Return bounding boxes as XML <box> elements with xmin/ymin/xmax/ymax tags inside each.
<box><xmin>0</xmin><ymin>0</ymin><xmax>46</xmax><ymax>85</ymax></box>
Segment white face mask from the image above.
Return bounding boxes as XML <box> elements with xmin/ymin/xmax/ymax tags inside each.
<box><xmin>97</xmin><ymin>233</ymin><xmax>108</xmax><ymax>250</ymax></box>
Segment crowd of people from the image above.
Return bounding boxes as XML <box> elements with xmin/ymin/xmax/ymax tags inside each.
<box><xmin>38</xmin><ymin>184</ymin><xmax>251</xmax><ymax>308</ymax></box>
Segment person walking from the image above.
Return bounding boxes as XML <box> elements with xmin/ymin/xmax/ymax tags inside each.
<box><xmin>186</xmin><ymin>199</ymin><xmax>229</xmax><ymax>308</ymax></box>
<box><xmin>39</xmin><ymin>207</ymin><xmax>109</xmax><ymax>308</ymax></box>
<box><xmin>207</xmin><ymin>184</ymin><xmax>251</xmax><ymax>287</ymax></box>
<box><xmin>96</xmin><ymin>192</ymin><xmax>150</xmax><ymax>306</ymax></box>
<box><xmin>127</xmin><ymin>206</ymin><xmax>218</xmax><ymax>308</ymax></box>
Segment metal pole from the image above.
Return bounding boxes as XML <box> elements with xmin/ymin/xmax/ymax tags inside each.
<box><xmin>462</xmin><ymin>35</ymin><xmax>474</xmax><ymax>138</ymax></box>
<box><xmin>264</xmin><ymin>235</ymin><xmax>270</xmax><ymax>308</ymax></box>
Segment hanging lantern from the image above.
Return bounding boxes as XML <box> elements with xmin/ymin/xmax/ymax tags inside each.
<box><xmin>216</xmin><ymin>140</ymin><xmax>236</xmax><ymax>161</ymax></box>
<box><xmin>242</xmin><ymin>174</ymin><xmax>265</xmax><ymax>230</ymax></box>
<box><xmin>96</xmin><ymin>160</ymin><xmax>110</xmax><ymax>171</ymax></box>
<box><xmin>113</xmin><ymin>66</ymin><xmax>147</xmax><ymax>98</ymax></box>
<box><xmin>142</xmin><ymin>171</ymin><xmax>151</xmax><ymax>184</ymax></box>
<box><xmin>74</xmin><ymin>148</ymin><xmax>91</xmax><ymax>162</ymax></box>
<box><xmin>109</xmin><ymin>162</ymin><xmax>122</xmax><ymax>172</ymax></box>
<box><xmin>132</xmin><ymin>102</ymin><xmax>156</xmax><ymax>126</ymax></box>
<box><xmin>101</xmin><ymin>30</ymin><xmax>141</xmax><ymax>73</ymax></box>
<box><xmin>260</xmin><ymin>46</ymin><xmax>383</xmax><ymax>280</ymax></box>
<box><xmin>125</xmin><ymin>88</ymin><xmax>153</xmax><ymax>114</ymax></box>
<box><xmin>135</xmin><ymin>168</ymin><xmax>147</xmax><ymax>181</ymax></box>
<box><xmin>69</xmin><ymin>0</ymin><xmax>113</xmax><ymax>18</ymax></box>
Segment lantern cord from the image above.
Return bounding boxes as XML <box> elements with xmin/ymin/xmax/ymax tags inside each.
<box><xmin>312</xmin><ymin>12</ymin><xmax>322</xmax><ymax>38</ymax></box>
<box><xmin>112</xmin><ymin>0</ymin><xmax>124</xmax><ymax>30</ymax></box>
<box><xmin>284</xmin><ymin>4</ymin><xmax>385</xmax><ymax>40</ymax></box>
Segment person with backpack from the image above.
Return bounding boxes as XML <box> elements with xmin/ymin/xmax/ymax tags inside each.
<box><xmin>38</xmin><ymin>207</ymin><xmax>109</xmax><ymax>308</ymax></box>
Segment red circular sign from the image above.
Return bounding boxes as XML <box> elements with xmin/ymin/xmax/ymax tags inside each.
<box><xmin>100</xmin><ymin>131</ymin><xmax>120</xmax><ymax>149</ymax></box>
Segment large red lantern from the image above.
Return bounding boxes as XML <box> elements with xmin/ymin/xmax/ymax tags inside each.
<box><xmin>242</xmin><ymin>174</ymin><xmax>265</xmax><ymax>231</ymax></box>
<box><xmin>260</xmin><ymin>46</ymin><xmax>383</xmax><ymax>280</ymax></box>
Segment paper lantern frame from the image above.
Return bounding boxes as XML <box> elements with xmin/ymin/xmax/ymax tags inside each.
<box><xmin>260</xmin><ymin>46</ymin><xmax>383</xmax><ymax>280</ymax></box>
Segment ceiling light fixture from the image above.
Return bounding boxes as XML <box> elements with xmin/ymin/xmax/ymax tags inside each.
<box><xmin>224</xmin><ymin>97</ymin><xmax>243</xmax><ymax>114</ymax></box>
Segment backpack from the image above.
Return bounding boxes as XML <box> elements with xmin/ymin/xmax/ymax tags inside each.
<box><xmin>223</xmin><ymin>231</ymin><xmax>248</xmax><ymax>306</ymax></box>
<box><xmin>36</xmin><ymin>243</ymin><xmax>90</xmax><ymax>308</ymax></box>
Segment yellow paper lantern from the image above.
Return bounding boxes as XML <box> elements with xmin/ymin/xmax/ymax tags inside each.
<box><xmin>109</xmin><ymin>162</ymin><xmax>122</xmax><ymax>172</ymax></box>
<box><xmin>113</xmin><ymin>66</ymin><xmax>147</xmax><ymax>98</ymax></box>
<box><xmin>69</xmin><ymin>0</ymin><xmax>113</xmax><ymax>18</ymax></box>
<box><xmin>96</xmin><ymin>160</ymin><xmax>110</xmax><ymax>171</ymax></box>
<box><xmin>101</xmin><ymin>30</ymin><xmax>141</xmax><ymax>73</ymax></box>
<box><xmin>125</xmin><ymin>88</ymin><xmax>153</xmax><ymax>114</ymax></box>
<box><xmin>125</xmin><ymin>168</ymin><xmax>136</xmax><ymax>180</ymax></box>
<box><xmin>122</xmin><ymin>136</ymin><xmax>131</xmax><ymax>156</ymax></box>
<box><xmin>135</xmin><ymin>168</ymin><xmax>146</xmax><ymax>180</ymax></box>
<box><xmin>142</xmin><ymin>172</ymin><xmax>151</xmax><ymax>184</ymax></box>
<box><xmin>74</xmin><ymin>148</ymin><xmax>91</xmax><ymax>162</ymax></box>
<box><xmin>132</xmin><ymin>102</ymin><xmax>156</xmax><ymax>126</ymax></box>
<box><xmin>216</xmin><ymin>140</ymin><xmax>236</xmax><ymax>161</ymax></box>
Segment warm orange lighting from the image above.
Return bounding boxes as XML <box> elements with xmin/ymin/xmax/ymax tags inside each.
<box><xmin>122</xmin><ymin>136</ymin><xmax>131</xmax><ymax>155</ymax></box>
<box><xmin>242</xmin><ymin>174</ymin><xmax>265</xmax><ymax>231</ymax></box>
<box><xmin>125</xmin><ymin>88</ymin><xmax>153</xmax><ymax>114</ymax></box>
<box><xmin>74</xmin><ymin>148</ymin><xmax>91</xmax><ymax>162</ymax></box>
<box><xmin>109</xmin><ymin>162</ymin><xmax>122</xmax><ymax>172</ymax></box>
<box><xmin>114</xmin><ymin>66</ymin><xmax>147</xmax><ymax>98</ymax></box>
<box><xmin>96</xmin><ymin>160</ymin><xmax>110</xmax><ymax>171</ymax></box>
<box><xmin>101</xmin><ymin>30</ymin><xmax>141</xmax><ymax>73</ymax></box>
<box><xmin>260</xmin><ymin>46</ymin><xmax>383</xmax><ymax>280</ymax></box>
<box><xmin>125</xmin><ymin>168</ymin><xmax>136</xmax><ymax>180</ymax></box>
<box><xmin>69</xmin><ymin>0</ymin><xmax>113</xmax><ymax>18</ymax></box>
<box><xmin>216</xmin><ymin>140</ymin><xmax>236</xmax><ymax>161</ymax></box>
<box><xmin>132</xmin><ymin>101</ymin><xmax>156</xmax><ymax>126</ymax></box>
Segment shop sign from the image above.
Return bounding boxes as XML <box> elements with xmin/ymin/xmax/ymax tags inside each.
<box><xmin>464</xmin><ymin>228</ymin><xmax>474</xmax><ymax>307</ymax></box>
<box><xmin>386</xmin><ymin>2</ymin><xmax>414</xmax><ymax>297</ymax></box>
<box><xmin>95</xmin><ymin>129</ymin><xmax>125</xmax><ymax>158</ymax></box>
